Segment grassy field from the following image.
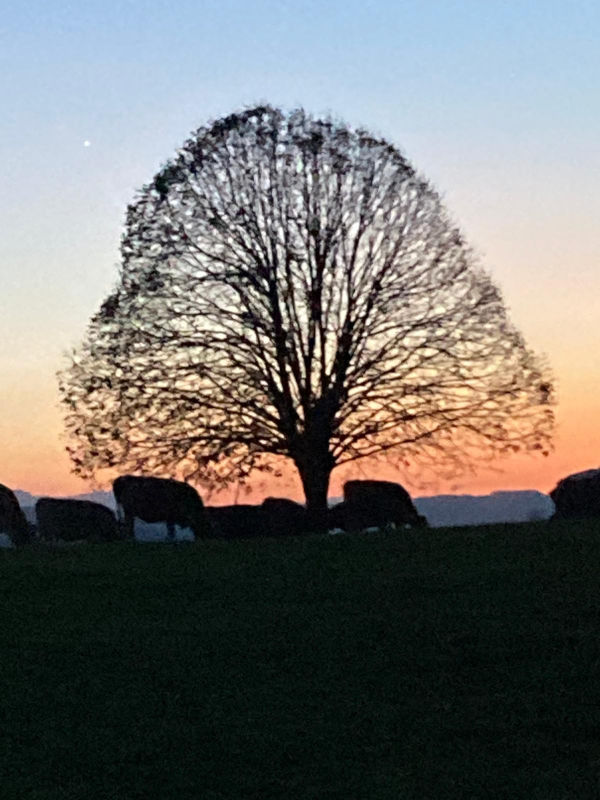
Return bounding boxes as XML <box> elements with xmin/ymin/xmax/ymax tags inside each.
<box><xmin>1</xmin><ymin>520</ymin><xmax>600</xmax><ymax>799</ymax></box>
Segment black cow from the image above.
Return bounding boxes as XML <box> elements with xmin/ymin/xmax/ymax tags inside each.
<box><xmin>550</xmin><ymin>468</ymin><xmax>600</xmax><ymax>520</ymax></box>
<box><xmin>332</xmin><ymin>479</ymin><xmax>428</xmax><ymax>531</ymax></box>
<box><xmin>113</xmin><ymin>475</ymin><xmax>209</xmax><ymax>540</ymax></box>
<box><xmin>36</xmin><ymin>498</ymin><xmax>119</xmax><ymax>542</ymax></box>
<box><xmin>261</xmin><ymin>497</ymin><xmax>309</xmax><ymax>536</ymax></box>
<box><xmin>0</xmin><ymin>483</ymin><xmax>30</xmax><ymax>546</ymax></box>
<box><xmin>205</xmin><ymin>504</ymin><xmax>268</xmax><ymax>539</ymax></box>
<box><xmin>327</xmin><ymin>500</ymin><xmax>349</xmax><ymax>531</ymax></box>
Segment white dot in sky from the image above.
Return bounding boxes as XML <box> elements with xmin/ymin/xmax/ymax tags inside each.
<box><xmin>83</xmin><ymin>140</ymin><xmax>91</xmax><ymax>147</ymax></box>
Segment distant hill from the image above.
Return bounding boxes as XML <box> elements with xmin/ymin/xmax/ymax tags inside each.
<box><xmin>14</xmin><ymin>488</ymin><xmax>555</xmax><ymax>528</ymax></box>
<box><xmin>414</xmin><ymin>490</ymin><xmax>554</xmax><ymax>527</ymax></box>
<box><xmin>12</xmin><ymin>490</ymin><xmax>37</xmax><ymax>509</ymax></box>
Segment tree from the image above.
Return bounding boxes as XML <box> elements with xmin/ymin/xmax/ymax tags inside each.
<box><xmin>59</xmin><ymin>105</ymin><xmax>554</xmax><ymax>528</ymax></box>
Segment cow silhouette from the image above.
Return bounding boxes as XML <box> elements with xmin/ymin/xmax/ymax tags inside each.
<box><xmin>0</xmin><ymin>483</ymin><xmax>30</xmax><ymax>546</ymax></box>
<box><xmin>113</xmin><ymin>475</ymin><xmax>209</xmax><ymax>540</ymax></box>
<box><xmin>550</xmin><ymin>468</ymin><xmax>600</xmax><ymax>520</ymax></box>
<box><xmin>261</xmin><ymin>497</ymin><xmax>309</xmax><ymax>536</ymax></box>
<box><xmin>205</xmin><ymin>504</ymin><xmax>266</xmax><ymax>539</ymax></box>
<box><xmin>330</xmin><ymin>479</ymin><xmax>428</xmax><ymax>531</ymax></box>
<box><xmin>36</xmin><ymin>497</ymin><xmax>119</xmax><ymax>542</ymax></box>
<box><xmin>205</xmin><ymin>499</ymin><xmax>310</xmax><ymax>539</ymax></box>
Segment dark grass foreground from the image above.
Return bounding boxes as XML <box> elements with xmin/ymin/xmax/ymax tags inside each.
<box><xmin>1</xmin><ymin>521</ymin><xmax>600</xmax><ymax>799</ymax></box>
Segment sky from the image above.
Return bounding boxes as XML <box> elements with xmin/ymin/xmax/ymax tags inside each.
<box><xmin>1</xmin><ymin>0</ymin><xmax>598</xmax><ymax>500</ymax></box>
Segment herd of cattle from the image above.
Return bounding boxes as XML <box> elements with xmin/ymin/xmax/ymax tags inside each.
<box><xmin>0</xmin><ymin>476</ymin><xmax>426</xmax><ymax>546</ymax></box>
<box><xmin>0</xmin><ymin>468</ymin><xmax>599</xmax><ymax>548</ymax></box>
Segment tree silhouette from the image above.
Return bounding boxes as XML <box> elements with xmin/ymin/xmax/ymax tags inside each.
<box><xmin>59</xmin><ymin>105</ymin><xmax>554</xmax><ymax>527</ymax></box>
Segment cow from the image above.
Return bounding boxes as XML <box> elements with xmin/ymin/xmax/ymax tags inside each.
<box><xmin>113</xmin><ymin>475</ymin><xmax>210</xmax><ymax>540</ymax></box>
<box><xmin>332</xmin><ymin>479</ymin><xmax>428</xmax><ymax>531</ymax></box>
<box><xmin>36</xmin><ymin>497</ymin><xmax>120</xmax><ymax>542</ymax></box>
<box><xmin>205</xmin><ymin>504</ymin><xmax>267</xmax><ymax>540</ymax></box>
<box><xmin>0</xmin><ymin>483</ymin><xmax>30</xmax><ymax>546</ymax></box>
<box><xmin>327</xmin><ymin>500</ymin><xmax>350</xmax><ymax>532</ymax></box>
<box><xmin>550</xmin><ymin>468</ymin><xmax>600</xmax><ymax>520</ymax></box>
<box><xmin>261</xmin><ymin>497</ymin><xmax>309</xmax><ymax>537</ymax></box>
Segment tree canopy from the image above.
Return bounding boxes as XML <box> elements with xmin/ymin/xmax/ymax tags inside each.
<box><xmin>59</xmin><ymin>105</ymin><xmax>554</xmax><ymax>521</ymax></box>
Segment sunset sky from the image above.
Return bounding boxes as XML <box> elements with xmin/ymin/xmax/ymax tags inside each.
<box><xmin>2</xmin><ymin>0</ymin><xmax>598</xmax><ymax>501</ymax></box>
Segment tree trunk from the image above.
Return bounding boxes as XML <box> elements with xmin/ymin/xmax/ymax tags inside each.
<box><xmin>296</xmin><ymin>454</ymin><xmax>333</xmax><ymax>533</ymax></box>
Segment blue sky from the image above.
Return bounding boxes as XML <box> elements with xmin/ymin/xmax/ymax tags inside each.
<box><xmin>1</xmin><ymin>0</ymin><xmax>599</xmax><ymax>494</ymax></box>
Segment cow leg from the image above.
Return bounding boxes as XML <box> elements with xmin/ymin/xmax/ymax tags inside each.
<box><xmin>124</xmin><ymin>512</ymin><xmax>135</xmax><ymax>540</ymax></box>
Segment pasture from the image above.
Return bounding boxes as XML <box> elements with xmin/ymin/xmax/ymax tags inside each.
<box><xmin>1</xmin><ymin>520</ymin><xmax>600</xmax><ymax>798</ymax></box>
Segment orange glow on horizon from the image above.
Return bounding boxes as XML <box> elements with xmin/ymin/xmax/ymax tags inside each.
<box><xmin>5</xmin><ymin>418</ymin><xmax>597</xmax><ymax>503</ymax></box>
<box><xmin>3</xmin><ymin>364</ymin><xmax>597</xmax><ymax>501</ymax></box>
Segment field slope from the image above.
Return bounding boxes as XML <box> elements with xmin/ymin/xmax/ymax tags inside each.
<box><xmin>1</xmin><ymin>520</ymin><xmax>600</xmax><ymax>799</ymax></box>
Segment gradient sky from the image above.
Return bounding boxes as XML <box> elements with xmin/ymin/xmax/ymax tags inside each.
<box><xmin>1</xmin><ymin>0</ymin><xmax>598</xmax><ymax>500</ymax></box>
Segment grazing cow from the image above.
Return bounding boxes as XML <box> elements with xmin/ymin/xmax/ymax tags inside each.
<box><xmin>550</xmin><ymin>468</ymin><xmax>600</xmax><ymax>520</ymax></box>
<box><xmin>261</xmin><ymin>497</ymin><xmax>309</xmax><ymax>537</ymax></box>
<box><xmin>36</xmin><ymin>498</ymin><xmax>119</xmax><ymax>542</ymax></box>
<box><xmin>333</xmin><ymin>480</ymin><xmax>428</xmax><ymax>531</ymax></box>
<box><xmin>327</xmin><ymin>500</ymin><xmax>349</xmax><ymax>532</ymax></box>
<box><xmin>0</xmin><ymin>484</ymin><xmax>30</xmax><ymax>546</ymax></box>
<box><xmin>205</xmin><ymin>504</ymin><xmax>267</xmax><ymax>539</ymax></box>
<box><xmin>113</xmin><ymin>475</ymin><xmax>209</xmax><ymax>540</ymax></box>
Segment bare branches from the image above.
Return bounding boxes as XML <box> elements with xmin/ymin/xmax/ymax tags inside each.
<box><xmin>59</xmin><ymin>105</ymin><xmax>554</xmax><ymax>501</ymax></box>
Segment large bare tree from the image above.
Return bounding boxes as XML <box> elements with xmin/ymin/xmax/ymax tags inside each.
<box><xmin>59</xmin><ymin>105</ymin><xmax>554</xmax><ymax>526</ymax></box>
